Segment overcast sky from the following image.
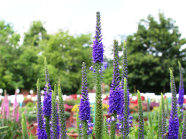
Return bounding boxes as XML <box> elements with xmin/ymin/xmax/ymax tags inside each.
<box><xmin>1</xmin><ymin>0</ymin><xmax>186</xmax><ymax>57</ymax></box>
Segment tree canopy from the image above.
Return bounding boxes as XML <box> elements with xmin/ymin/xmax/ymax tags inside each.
<box><xmin>0</xmin><ymin>13</ymin><xmax>185</xmax><ymax>95</ymax></box>
<box><xmin>103</xmin><ymin>13</ymin><xmax>186</xmax><ymax>94</ymax></box>
<box><xmin>0</xmin><ymin>21</ymin><xmax>93</xmax><ymax>94</ymax></box>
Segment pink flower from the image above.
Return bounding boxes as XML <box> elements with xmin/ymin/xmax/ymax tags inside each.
<box><xmin>1</xmin><ymin>93</ymin><xmax>9</xmax><ymax>119</ymax></box>
<box><xmin>12</xmin><ymin>92</ymin><xmax>19</xmax><ymax>122</ymax></box>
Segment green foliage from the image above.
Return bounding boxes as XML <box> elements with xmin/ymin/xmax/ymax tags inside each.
<box><xmin>0</xmin><ymin>20</ymin><xmax>93</xmax><ymax>94</ymax></box>
<box><xmin>126</xmin><ymin>13</ymin><xmax>186</xmax><ymax>93</ymax></box>
<box><xmin>22</xmin><ymin>113</ymin><xmax>29</xmax><ymax>139</ymax></box>
<box><xmin>0</xmin><ymin>118</ymin><xmax>22</xmax><ymax>139</ymax></box>
<box><xmin>103</xmin><ymin>13</ymin><xmax>186</xmax><ymax>94</ymax></box>
<box><xmin>23</xmin><ymin>21</ymin><xmax>49</xmax><ymax>46</ymax></box>
<box><xmin>40</xmin><ymin>31</ymin><xmax>92</xmax><ymax>94</ymax></box>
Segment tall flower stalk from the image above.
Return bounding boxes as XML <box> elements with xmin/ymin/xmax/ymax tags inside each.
<box><xmin>12</xmin><ymin>91</ymin><xmax>19</xmax><ymax>122</ymax></box>
<box><xmin>51</xmin><ymin>85</ymin><xmax>59</xmax><ymax>139</ymax></box>
<box><xmin>1</xmin><ymin>92</ymin><xmax>9</xmax><ymax>120</ymax></box>
<box><xmin>58</xmin><ymin>83</ymin><xmax>67</xmax><ymax>139</ymax></box>
<box><xmin>79</xmin><ymin>62</ymin><xmax>91</xmax><ymax>139</ymax></box>
<box><xmin>121</xmin><ymin>78</ymin><xmax>130</xmax><ymax>138</ymax></box>
<box><xmin>37</xmin><ymin>79</ymin><xmax>47</xmax><ymax>139</ymax></box>
<box><xmin>158</xmin><ymin>102</ymin><xmax>162</xmax><ymax>139</ymax></box>
<box><xmin>161</xmin><ymin>93</ymin><xmax>166</xmax><ymax>139</ymax></box>
<box><xmin>43</xmin><ymin>58</ymin><xmax>52</xmax><ymax>138</ymax></box>
<box><xmin>182</xmin><ymin>112</ymin><xmax>186</xmax><ymax>139</ymax></box>
<box><xmin>109</xmin><ymin>40</ymin><xmax>124</xmax><ymax>139</ymax></box>
<box><xmin>121</xmin><ymin>41</ymin><xmax>130</xmax><ymax>138</ymax></box>
<box><xmin>93</xmin><ymin>11</ymin><xmax>104</xmax><ymax>139</ymax></box>
<box><xmin>178</xmin><ymin>61</ymin><xmax>184</xmax><ymax>120</ymax></box>
<box><xmin>168</xmin><ymin>69</ymin><xmax>179</xmax><ymax>139</ymax></box>
<box><xmin>137</xmin><ymin>91</ymin><xmax>144</xmax><ymax>139</ymax></box>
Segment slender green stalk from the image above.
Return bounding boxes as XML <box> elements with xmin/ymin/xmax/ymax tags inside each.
<box><xmin>123</xmin><ymin>78</ymin><xmax>130</xmax><ymax>138</ymax></box>
<box><xmin>51</xmin><ymin>85</ymin><xmax>58</xmax><ymax>139</ymax></box>
<box><xmin>182</xmin><ymin>112</ymin><xmax>186</xmax><ymax>139</ymax></box>
<box><xmin>76</xmin><ymin>112</ymin><xmax>82</xmax><ymax>139</ymax></box>
<box><xmin>137</xmin><ymin>91</ymin><xmax>144</xmax><ymax>139</ymax></box>
<box><xmin>110</xmin><ymin>113</ymin><xmax>117</xmax><ymax>139</ymax></box>
<box><xmin>58</xmin><ymin>83</ymin><xmax>67</xmax><ymax>139</ymax></box>
<box><xmin>45</xmin><ymin>116</ymin><xmax>50</xmax><ymax>138</ymax></box>
<box><xmin>158</xmin><ymin>102</ymin><xmax>162</xmax><ymax>138</ymax></box>
<box><xmin>103</xmin><ymin>118</ymin><xmax>109</xmax><ymax>139</ymax></box>
<box><xmin>82</xmin><ymin>120</ymin><xmax>88</xmax><ymax>139</ymax></box>
<box><xmin>95</xmin><ymin>63</ymin><xmax>103</xmax><ymax>139</ymax></box>
<box><xmin>161</xmin><ymin>93</ymin><xmax>166</xmax><ymax>139</ymax></box>
<box><xmin>22</xmin><ymin>113</ymin><xmax>28</xmax><ymax>139</ymax></box>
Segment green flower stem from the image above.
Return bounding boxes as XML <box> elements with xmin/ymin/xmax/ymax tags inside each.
<box><xmin>123</xmin><ymin>78</ymin><xmax>129</xmax><ymax>138</ymax></box>
<box><xmin>45</xmin><ymin>116</ymin><xmax>51</xmax><ymax>139</ymax></box>
<box><xmin>137</xmin><ymin>90</ymin><xmax>144</xmax><ymax>139</ymax></box>
<box><xmin>161</xmin><ymin>93</ymin><xmax>166</xmax><ymax>139</ymax></box>
<box><xmin>95</xmin><ymin>63</ymin><xmax>103</xmax><ymax>139</ymax></box>
<box><xmin>76</xmin><ymin>112</ymin><xmax>82</xmax><ymax>139</ymax></box>
<box><xmin>82</xmin><ymin>120</ymin><xmax>88</xmax><ymax>139</ymax></box>
<box><xmin>110</xmin><ymin>113</ymin><xmax>117</xmax><ymax>139</ymax></box>
<box><xmin>51</xmin><ymin>85</ymin><xmax>58</xmax><ymax>139</ymax></box>
<box><xmin>22</xmin><ymin>113</ymin><xmax>28</xmax><ymax>139</ymax></box>
<box><xmin>58</xmin><ymin>83</ymin><xmax>67</xmax><ymax>139</ymax></box>
<box><xmin>158</xmin><ymin>102</ymin><xmax>162</xmax><ymax>138</ymax></box>
<box><xmin>103</xmin><ymin>118</ymin><xmax>109</xmax><ymax>138</ymax></box>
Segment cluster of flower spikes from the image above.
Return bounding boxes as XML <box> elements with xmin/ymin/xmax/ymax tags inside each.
<box><xmin>168</xmin><ymin>69</ymin><xmax>179</xmax><ymax>139</ymax></box>
<box><xmin>109</xmin><ymin>40</ymin><xmax>124</xmax><ymax>115</ymax></box>
<box><xmin>92</xmin><ymin>11</ymin><xmax>104</xmax><ymax>64</ymax></box>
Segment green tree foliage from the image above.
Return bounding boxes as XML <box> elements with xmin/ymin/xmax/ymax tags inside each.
<box><xmin>0</xmin><ymin>21</ymin><xmax>22</xmax><ymax>91</ymax></box>
<box><xmin>23</xmin><ymin>21</ymin><xmax>49</xmax><ymax>46</ymax></box>
<box><xmin>39</xmin><ymin>31</ymin><xmax>92</xmax><ymax>94</ymax></box>
<box><xmin>126</xmin><ymin>13</ymin><xmax>186</xmax><ymax>93</ymax></box>
<box><xmin>0</xmin><ymin>20</ymin><xmax>93</xmax><ymax>94</ymax></box>
<box><xmin>104</xmin><ymin>13</ymin><xmax>186</xmax><ymax>94</ymax></box>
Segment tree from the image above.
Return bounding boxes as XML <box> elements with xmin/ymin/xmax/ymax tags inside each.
<box><xmin>0</xmin><ymin>20</ymin><xmax>22</xmax><ymax>91</ymax></box>
<box><xmin>39</xmin><ymin>31</ymin><xmax>93</xmax><ymax>94</ymax></box>
<box><xmin>126</xmin><ymin>13</ymin><xmax>186</xmax><ymax>93</ymax></box>
<box><xmin>23</xmin><ymin>21</ymin><xmax>49</xmax><ymax>46</ymax></box>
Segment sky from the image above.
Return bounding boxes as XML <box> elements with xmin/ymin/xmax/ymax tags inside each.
<box><xmin>1</xmin><ymin>0</ymin><xmax>186</xmax><ymax>57</ymax></box>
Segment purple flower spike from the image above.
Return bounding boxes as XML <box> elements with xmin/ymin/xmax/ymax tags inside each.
<box><xmin>109</xmin><ymin>88</ymin><xmax>124</xmax><ymax>115</ymax></box>
<box><xmin>109</xmin><ymin>40</ymin><xmax>124</xmax><ymax>115</ymax></box>
<box><xmin>92</xmin><ymin>12</ymin><xmax>104</xmax><ymax>63</ymax></box>
<box><xmin>168</xmin><ymin>69</ymin><xmax>179</xmax><ymax>139</ymax></box>
<box><xmin>178</xmin><ymin>61</ymin><xmax>184</xmax><ymax>119</ymax></box>
<box><xmin>79</xmin><ymin>63</ymin><xmax>91</xmax><ymax>121</ymax></box>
